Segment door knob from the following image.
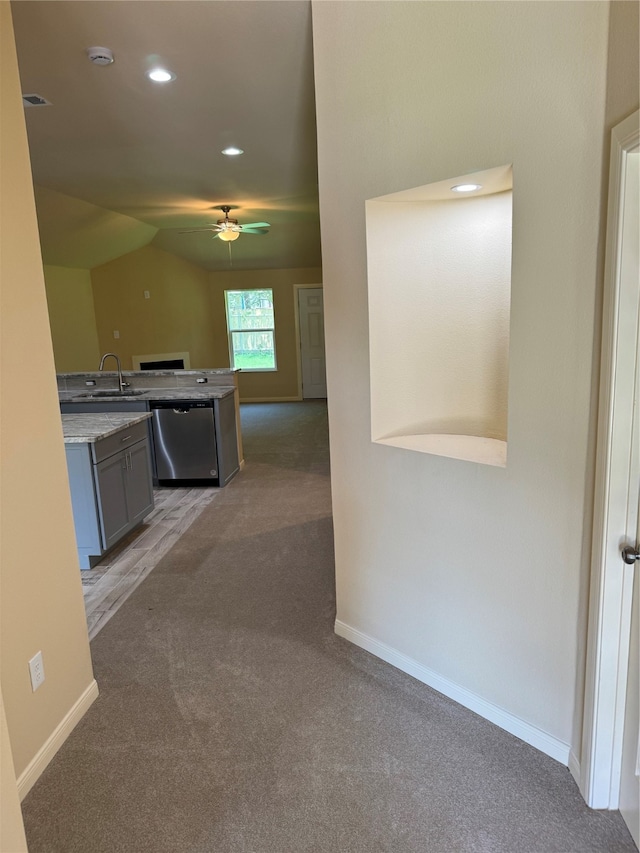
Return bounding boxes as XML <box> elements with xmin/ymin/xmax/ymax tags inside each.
<box><xmin>621</xmin><ymin>545</ymin><xmax>640</xmax><ymax>565</ymax></box>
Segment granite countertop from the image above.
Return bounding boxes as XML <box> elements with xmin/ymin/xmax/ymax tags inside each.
<box><xmin>58</xmin><ymin>386</ymin><xmax>236</xmax><ymax>403</ymax></box>
<box><xmin>57</xmin><ymin>369</ymin><xmax>238</xmax><ymax>378</ymax></box>
<box><xmin>62</xmin><ymin>412</ymin><xmax>153</xmax><ymax>444</ymax></box>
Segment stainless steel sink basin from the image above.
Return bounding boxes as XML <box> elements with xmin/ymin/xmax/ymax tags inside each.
<box><xmin>84</xmin><ymin>390</ymin><xmax>147</xmax><ymax>398</ymax></box>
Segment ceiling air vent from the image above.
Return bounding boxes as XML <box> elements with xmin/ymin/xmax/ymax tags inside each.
<box><xmin>23</xmin><ymin>94</ymin><xmax>52</xmax><ymax>107</ymax></box>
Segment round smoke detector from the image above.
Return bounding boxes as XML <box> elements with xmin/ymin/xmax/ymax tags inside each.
<box><xmin>86</xmin><ymin>47</ymin><xmax>114</xmax><ymax>66</ymax></box>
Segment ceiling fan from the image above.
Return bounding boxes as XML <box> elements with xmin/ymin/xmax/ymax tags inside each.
<box><xmin>180</xmin><ymin>206</ymin><xmax>270</xmax><ymax>242</ymax></box>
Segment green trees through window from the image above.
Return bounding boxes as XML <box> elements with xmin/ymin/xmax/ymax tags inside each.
<box><xmin>224</xmin><ymin>289</ymin><xmax>276</xmax><ymax>370</ymax></box>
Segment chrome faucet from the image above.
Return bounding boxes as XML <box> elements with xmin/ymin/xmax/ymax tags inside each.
<box><xmin>98</xmin><ymin>352</ymin><xmax>129</xmax><ymax>393</ymax></box>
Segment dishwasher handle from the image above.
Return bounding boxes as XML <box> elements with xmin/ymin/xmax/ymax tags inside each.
<box><xmin>150</xmin><ymin>400</ymin><xmax>214</xmax><ymax>411</ymax></box>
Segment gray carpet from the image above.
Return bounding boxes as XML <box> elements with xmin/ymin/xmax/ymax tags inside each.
<box><xmin>22</xmin><ymin>401</ymin><xmax>635</xmax><ymax>852</ymax></box>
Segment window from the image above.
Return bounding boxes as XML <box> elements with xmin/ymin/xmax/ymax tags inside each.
<box><xmin>224</xmin><ymin>289</ymin><xmax>276</xmax><ymax>371</ymax></box>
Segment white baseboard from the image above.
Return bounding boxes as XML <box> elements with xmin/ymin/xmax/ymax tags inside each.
<box><xmin>568</xmin><ymin>748</ymin><xmax>581</xmax><ymax>788</ymax></box>
<box><xmin>335</xmin><ymin>620</ymin><xmax>571</xmax><ymax>766</ymax></box>
<box><xmin>240</xmin><ymin>396</ymin><xmax>302</xmax><ymax>403</ymax></box>
<box><xmin>17</xmin><ymin>679</ymin><xmax>99</xmax><ymax>801</ymax></box>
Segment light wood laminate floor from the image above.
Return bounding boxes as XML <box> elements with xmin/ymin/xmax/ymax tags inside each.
<box><xmin>81</xmin><ymin>486</ymin><xmax>219</xmax><ymax>639</ymax></box>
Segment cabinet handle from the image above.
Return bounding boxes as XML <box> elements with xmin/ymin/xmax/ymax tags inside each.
<box><xmin>120</xmin><ymin>435</ymin><xmax>132</xmax><ymax>442</ymax></box>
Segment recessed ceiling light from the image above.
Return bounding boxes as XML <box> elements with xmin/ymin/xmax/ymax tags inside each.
<box><xmin>221</xmin><ymin>147</ymin><xmax>244</xmax><ymax>156</ymax></box>
<box><xmin>451</xmin><ymin>183</ymin><xmax>483</xmax><ymax>193</ymax></box>
<box><xmin>147</xmin><ymin>68</ymin><xmax>175</xmax><ymax>83</ymax></box>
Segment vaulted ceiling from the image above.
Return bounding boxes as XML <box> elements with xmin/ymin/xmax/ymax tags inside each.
<box><xmin>11</xmin><ymin>0</ymin><xmax>322</xmax><ymax>271</ymax></box>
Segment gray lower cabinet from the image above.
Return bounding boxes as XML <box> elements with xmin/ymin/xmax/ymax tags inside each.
<box><xmin>65</xmin><ymin>424</ymin><xmax>154</xmax><ymax>568</ymax></box>
<box><xmin>61</xmin><ymin>400</ymin><xmax>158</xmax><ymax>481</ymax></box>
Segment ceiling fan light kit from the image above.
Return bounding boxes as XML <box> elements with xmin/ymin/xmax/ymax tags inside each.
<box><xmin>218</xmin><ymin>229</ymin><xmax>240</xmax><ymax>242</ymax></box>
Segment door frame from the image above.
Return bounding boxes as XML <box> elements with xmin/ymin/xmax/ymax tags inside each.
<box><xmin>293</xmin><ymin>283</ymin><xmax>324</xmax><ymax>400</ymax></box>
<box><xmin>580</xmin><ymin>109</ymin><xmax>640</xmax><ymax>809</ymax></box>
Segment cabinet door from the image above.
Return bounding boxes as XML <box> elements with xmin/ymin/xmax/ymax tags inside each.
<box><xmin>95</xmin><ymin>451</ymin><xmax>130</xmax><ymax>550</ymax></box>
<box><xmin>65</xmin><ymin>444</ymin><xmax>102</xmax><ymax>566</ymax></box>
<box><xmin>125</xmin><ymin>440</ymin><xmax>154</xmax><ymax>526</ymax></box>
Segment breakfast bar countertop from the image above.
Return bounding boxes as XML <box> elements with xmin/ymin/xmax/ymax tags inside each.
<box><xmin>58</xmin><ymin>386</ymin><xmax>237</xmax><ymax>404</ymax></box>
<box><xmin>62</xmin><ymin>412</ymin><xmax>153</xmax><ymax>444</ymax></box>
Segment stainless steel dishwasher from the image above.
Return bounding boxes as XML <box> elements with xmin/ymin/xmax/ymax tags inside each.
<box><xmin>150</xmin><ymin>398</ymin><xmax>239</xmax><ymax>485</ymax></box>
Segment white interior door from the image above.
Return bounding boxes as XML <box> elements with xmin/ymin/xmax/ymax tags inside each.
<box><xmin>618</xmin><ymin>162</ymin><xmax>640</xmax><ymax>840</ymax></box>
<box><xmin>298</xmin><ymin>287</ymin><xmax>327</xmax><ymax>399</ymax></box>
<box><xmin>581</xmin><ymin>114</ymin><xmax>639</xmax><ymax>827</ymax></box>
<box><xmin>619</xmin><ymin>504</ymin><xmax>639</xmax><ymax>846</ymax></box>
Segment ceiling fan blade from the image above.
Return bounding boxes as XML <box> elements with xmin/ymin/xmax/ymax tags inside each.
<box><xmin>240</xmin><ymin>222</ymin><xmax>270</xmax><ymax>229</ymax></box>
<box><xmin>240</xmin><ymin>228</ymin><xmax>270</xmax><ymax>235</ymax></box>
<box><xmin>179</xmin><ymin>228</ymin><xmax>215</xmax><ymax>234</ymax></box>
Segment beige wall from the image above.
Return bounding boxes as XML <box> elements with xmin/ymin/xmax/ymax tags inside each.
<box><xmin>91</xmin><ymin>244</ymin><xmax>216</xmax><ymax>369</ymax></box>
<box><xmin>1</xmin><ymin>692</ymin><xmax>27</xmax><ymax>852</ymax></box>
<box><xmin>0</xmin><ymin>0</ymin><xmax>95</xmax><ymax>812</ymax></box>
<box><xmin>605</xmin><ymin>0</ymin><xmax>640</xmax><ymax>128</ymax></box>
<box><xmin>208</xmin><ymin>267</ymin><xmax>322</xmax><ymax>400</ymax></box>
<box><xmin>90</xmin><ymin>248</ymin><xmax>321</xmax><ymax>397</ymax></box>
<box><xmin>44</xmin><ymin>264</ymin><xmax>100</xmax><ymax>371</ymax></box>
<box><xmin>312</xmin><ymin>0</ymin><xmax>613</xmax><ymax>760</ymax></box>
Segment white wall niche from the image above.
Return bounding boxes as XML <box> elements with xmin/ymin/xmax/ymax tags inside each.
<box><xmin>366</xmin><ymin>164</ymin><xmax>512</xmax><ymax>467</ymax></box>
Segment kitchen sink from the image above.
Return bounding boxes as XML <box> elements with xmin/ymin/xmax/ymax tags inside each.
<box><xmin>84</xmin><ymin>390</ymin><xmax>148</xmax><ymax>398</ymax></box>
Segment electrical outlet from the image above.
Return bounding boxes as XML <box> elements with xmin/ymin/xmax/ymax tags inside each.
<box><xmin>144</xmin><ymin>290</ymin><xmax>150</xmax><ymax>299</ymax></box>
<box><xmin>113</xmin><ymin>330</ymin><xmax>120</xmax><ymax>339</ymax></box>
<box><xmin>28</xmin><ymin>651</ymin><xmax>45</xmax><ymax>692</ymax></box>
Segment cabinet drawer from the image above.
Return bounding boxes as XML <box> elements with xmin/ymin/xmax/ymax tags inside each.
<box><xmin>60</xmin><ymin>401</ymin><xmax>149</xmax><ymax>414</ymax></box>
<box><xmin>91</xmin><ymin>420</ymin><xmax>148</xmax><ymax>464</ymax></box>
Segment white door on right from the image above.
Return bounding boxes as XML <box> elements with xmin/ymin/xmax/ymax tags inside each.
<box><xmin>619</xmin><ymin>325</ymin><xmax>639</xmax><ymax>848</ymax></box>
<box><xmin>618</xmin><ymin>149</ymin><xmax>640</xmax><ymax>849</ymax></box>
<box><xmin>619</xmin><ymin>522</ymin><xmax>639</xmax><ymax>848</ymax></box>
<box><xmin>298</xmin><ymin>287</ymin><xmax>327</xmax><ymax>399</ymax></box>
